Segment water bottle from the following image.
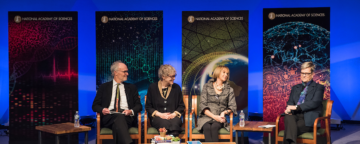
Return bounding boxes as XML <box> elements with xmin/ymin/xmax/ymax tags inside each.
<box><xmin>74</xmin><ymin>111</ymin><xmax>80</xmax><ymax>127</ymax></box>
<box><xmin>151</xmin><ymin>138</ymin><xmax>155</xmax><ymax>144</ymax></box>
<box><xmin>239</xmin><ymin>110</ymin><xmax>245</xmax><ymax>127</ymax></box>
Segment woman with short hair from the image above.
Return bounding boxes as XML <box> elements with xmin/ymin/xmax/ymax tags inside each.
<box><xmin>145</xmin><ymin>64</ymin><xmax>185</xmax><ymax>136</ymax></box>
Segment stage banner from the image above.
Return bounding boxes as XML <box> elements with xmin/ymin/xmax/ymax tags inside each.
<box><xmin>182</xmin><ymin>11</ymin><xmax>249</xmax><ymax>121</ymax></box>
<box><xmin>263</xmin><ymin>8</ymin><xmax>330</xmax><ymax>124</ymax></box>
<box><xmin>96</xmin><ymin>11</ymin><xmax>163</xmax><ymax>120</ymax></box>
<box><xmin>8</xmin><ymin>12</ymin><xmax>78</xmax><ymax>143</ymax></box>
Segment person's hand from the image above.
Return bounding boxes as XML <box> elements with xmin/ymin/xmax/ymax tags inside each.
<box><xmin>213</xmin><ymin>115</ymin><xmax>225</xmax><ymax>123</ymax></box>
<box><xmin>286</xmin><ymin>105</ymin><xmax>297</xmax><ymax>111</ymax></box>
<box><xmin>157</xmin><ymin>112</ymin><xmax>170</xmax><ymax>120</ymax></box>
<box><xmin>285</xmin><ymin>105</ymin><xmax>296</xmax><ymax>115</ymax></box>
<box><xmin>285</xmin><ymin>105</ymin><xmax>298</xmax><ymax>115</ymax></box>
<box><xmin>284</xmin><ymin>109</ymin><xmax>292</xmax><ymax>115</ymax></box>
<box><xmin>220</xmin><ymin>112</ymin><xmax>226</xmax><ymax>119</ymax></box>
<box><xmin>167</xmin><ymin>113</ymin><xmax>177</xmax><ymax>120</ymax></box>
<box><xmin>122</xmin><ymin>110</ymin><xmax>132</xmax><ymax>116</ymax></box>
<box><xmin>102</xmin><ymin>108</ymin><xmax>110</xmax><ymax>115</ymax></box>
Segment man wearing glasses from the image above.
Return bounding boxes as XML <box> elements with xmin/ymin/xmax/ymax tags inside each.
<box><xmin>283</xmin><ymin>61</ymin><xmax>325</xmax><ymax>144</ymax></box>
<box><xmin>92</xmin><ymin>60</ymin><xmax>142</xmax><ymax>144</ymax></box>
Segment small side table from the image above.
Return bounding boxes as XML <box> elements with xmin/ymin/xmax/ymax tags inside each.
<box><xmin>35</xmin><ymin>122</ymin><xmax>91</xmax><ymax>144</ymax></box>
<box><xmin>233</xmin><ymin>121</ymin><xmax>275</xmax><ymax>144</ymax></box>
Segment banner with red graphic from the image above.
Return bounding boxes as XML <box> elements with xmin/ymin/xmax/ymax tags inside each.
<box><xmin>9</xmin><ymin>12</ymin><xmax>78</xmax><ymax>143</ymax></box>
<box><xmin>263</xmin><ymin>8</ymin><xmax>330</xmax><ymax>125</ymax></box>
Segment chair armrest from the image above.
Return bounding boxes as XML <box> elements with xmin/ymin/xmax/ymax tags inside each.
<box><xmin>189</xmin><ymin>108</ymin><xmax>194</xmax><ymax>126</ymax></box>
<box><xmin>313</xmin><ymin>116</ymin><xmax>330</xmax><ymax>126</ymax></box>
<box><xmin>313</xmin><ymin>116</ymin><xmax>330</xmax><ymax>138</ymax></box>
<box><xmin>314</xmin><ymin>116</ymin><xmax>330</xmax><ymax>131</ymax></box>
<box><xmin>275</xmin><ymin>113</ymin><xmax>285</xmax><ymax>137</ymax></box>
<box><xmin>137</xmin><ymin>112</ymin><xmax>142</xmax><ymax>121</ymax></box>
<box><xmin>184</xmin><ymin>110</ymin><xmax>188</xmax><ymax>141</ymax></box>
<box><xmin>275</xmin><ymin>114</ymin><xmax>285</xmax><ymax>126</ymax></box>
<box><xmin>189</xmin><ymin>108</ymin><xmax>194</xmax><ymax>140</ymax></box>
<box><xmin>229</xmin><ymin>112</ymin><xmax>234</xmax><ymax>139</ymax></box>
<box><xmin>184</xmin><ymin>110</ymin><xmax>189</xmax><ymax>121</ymax></box>
<box><xmin>144</xmin><ymin>111</ymin><xmax>148</xmax><ymax>134</ymax></box>
<box><xmin>138</xmin><ymin>112</ymin><xmax>142</xmax><ymax>131</ymax></box>
<box><xmin>314</xmin><ymin>115</ymin><xmax>331</xmax><ymax>141</ymax></box>
<box><xmin>97</xmin><ymin>113</ymin><xmax>101</xmax><ymax>134</ymax></box>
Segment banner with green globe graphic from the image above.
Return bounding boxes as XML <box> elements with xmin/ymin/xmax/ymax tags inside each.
<box><xmin>182</xmin><ymin>11</ymin><xmax>249</xmax><ymax>122</ymax></box>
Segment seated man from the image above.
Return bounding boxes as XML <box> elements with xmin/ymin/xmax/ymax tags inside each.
<box><xmin>283</xmin><ymin>61</ymin><xmax>325</xmax><ymax>144</ymax></box>
<box><xmin>92</xmin><ymin>60</ymin><xmax>142</xmax><ymax>144</ymax></box>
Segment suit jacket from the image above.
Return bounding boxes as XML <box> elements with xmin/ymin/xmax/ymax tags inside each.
<box><xmin>287</xmin><ymin>81</ymin><xmax>325</xmax><ymax>127</ymax></box>
<box><xmin>92</xmin><ymin>81</ymin><xmax>142</xmax><ymax>119</ymax></box>
<box><xmin>197</xmin><ymin>79</ymin><xmax>237</xmax><ymax>131</ymax></box>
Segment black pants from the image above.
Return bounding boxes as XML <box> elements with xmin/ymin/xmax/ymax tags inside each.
<box><xmin>102</xmin><ymin>114</ymin><xmax>135</xmax><ymax>144</ymax></box>
<box><xmin>283</xmin><ymin>113</ymin><xmax>313</xmax><ymax>144</ymax></box>
<box><xmin>151</xmin><ymin>116</ymin><xmax>182</xmax><ymax>136</ymax></box>
<box><xmin>202</xmin><ymin>121</ymin><xmax>222</xmax><ymax>142</ymax></box>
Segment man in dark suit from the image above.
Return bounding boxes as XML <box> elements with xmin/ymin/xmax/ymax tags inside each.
<box><xmin>283</xmin><ymin>61</ymin><xmax>325</xmax><ymax>144</ymax></box>
<box><xmin>92</xmin><ymin>60</ymin><xmax>142</xmax><ymax>144</ymax></box>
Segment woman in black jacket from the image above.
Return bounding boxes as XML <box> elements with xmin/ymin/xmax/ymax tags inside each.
<box><xmin>145</xmin><ymin>64</ymin><xmax>185</xmax><ymax>136</ymax></box>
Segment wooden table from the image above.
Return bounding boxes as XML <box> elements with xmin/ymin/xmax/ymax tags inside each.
<box><xmin>35</xmin><ymin>122</ymin><xmax>91</xmax><ymax>144</ymax></box>
<box><xmin>233</xmin><ymin>121</ymin><xmax>275</xmax><ymax>144</ymax></box>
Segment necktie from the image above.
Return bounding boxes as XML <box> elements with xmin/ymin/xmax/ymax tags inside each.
<box><xmin>297</xmin><ymin>81</ymin><xmax>312</xmax><ymax>105</ymax></box>
<box><xmin>297</xmin><ymin>86</ymin><xmax>308</xmax><ymax>105</ymax></box>
<box><xmin>115</xmin><ymin>83</ymin><xmax>120</xmax><ymax>112</ymax></box>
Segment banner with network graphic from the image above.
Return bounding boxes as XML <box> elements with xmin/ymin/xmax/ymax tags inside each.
<box><xmin>263</xmin><ymin>8</ymin><xmax>330</xmax><ymax>123</ymax></box>
<box><xmin>8</xmin><ymin>12</ymin><xmax>78</xmax><ymax>143</ymax></box>
<box><xmin>182</xmin><ymin>11</ymin><xmax>249</xmax><ymax>117</ymax></box>
<box><xmin>96</xmin><ymin>11</ymin><xmax>163</xmax><ymax>119</ymax></box>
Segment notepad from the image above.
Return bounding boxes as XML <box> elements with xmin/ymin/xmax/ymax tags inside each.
<box><xmin>258</xmin><ymin>125</ymin><xmax>276</xmax><ymax>128</ymax></box>
<box><xmin>109</xmin><ymin>111</ymin><xmax>122</xmax><ymax>114</ymax></box>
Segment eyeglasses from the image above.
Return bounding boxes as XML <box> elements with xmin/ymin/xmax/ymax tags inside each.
<box><xmin>168</xmin><ymin>74</ymin><xmax>177</xmax><ymax>78</ymax></box>
<box><xmin>301</xmin><ymin>72</ymin><xmax>312</xmax><ymax>76</ymax></box>
<box><xmin>117</xmin><ymin>70</ymin><xmax>128</xmax><ymax>74</ymax></box>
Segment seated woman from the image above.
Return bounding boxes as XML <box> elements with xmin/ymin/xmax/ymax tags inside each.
<box><xmin>145</xmin><ymin>64</ymin><xmax>185</xmax><ymax>136</ymax></box>
<box><xmin>196</xmin><ymin>66</ymin><xmax>237</xmax><ymax>142</ymax></box>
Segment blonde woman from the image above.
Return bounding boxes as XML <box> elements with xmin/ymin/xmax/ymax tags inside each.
<box><xmin>197</xmin><ymin>66</ymin><xmax>237</xmax><ymax>142</ymax></box>
<box><xmin>145</xmin><ymin>64</ymin><xmax>185</xmax><ymax>136</ymax></box>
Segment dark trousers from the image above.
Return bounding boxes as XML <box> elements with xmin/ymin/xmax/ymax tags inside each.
<box><xmin>202</xmin><ymin>121</ymin><xmax>222</xmax><ymax>142</ymax></box>
<box><xmin>102</xmin><ymin>114</ymin><xmax>135</xmax><ymax>144</ymax></box>
<box><xmin>151</xmin><ymin>116</ymin><xmax>182</xmax><ymax>136</ymax></box>
<box><xmin>283</xmin><ymin>113</ymin><xmax>313</xmax><ymax>144</ymax></box>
